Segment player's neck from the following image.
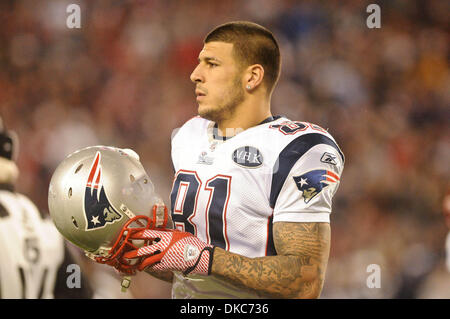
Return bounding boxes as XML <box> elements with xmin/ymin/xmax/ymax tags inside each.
<box><xmin>216</xmin><ymin>98</ymin><xmax>272</xmax><ymax>137</ymax></box>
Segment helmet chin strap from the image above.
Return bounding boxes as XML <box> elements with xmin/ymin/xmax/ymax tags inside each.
<box><xmin>120</xmin><ymin>202</ymin><xmax>168</xmax><ymax>228</ymax></box>
<box><xmin>119</xmin><ymin>204</ymin><xmax>136</xmax><ymax>219</ymax></box>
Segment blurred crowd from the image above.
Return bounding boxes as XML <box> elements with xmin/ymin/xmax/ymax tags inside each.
<box><xmin>0</xmin><ymin>0</ymin><xmax>448</xmax><ymax>298</ymax></box>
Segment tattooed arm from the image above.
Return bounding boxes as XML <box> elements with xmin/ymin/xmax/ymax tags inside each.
<box><xmin>210</xmin><ymin>222</ymin><xmax>331</xmax><ymax>299</ymax></box>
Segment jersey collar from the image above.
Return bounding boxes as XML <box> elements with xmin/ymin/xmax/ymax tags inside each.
<box><xmin>211</xmin><ymin>116</ymin><xmax>281</xmax><ymax>141</ymax></box>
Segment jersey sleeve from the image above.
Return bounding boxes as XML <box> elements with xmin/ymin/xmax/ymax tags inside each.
<box><xmin>271</xmin><ymin>138</ymin><xmax>344</xmax><ymax>224</ymax></box>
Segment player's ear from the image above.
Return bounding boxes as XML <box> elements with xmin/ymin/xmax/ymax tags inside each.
<box><xmin>244</xmin><ymin>64</ymin><xmax>264</xmax><ymax>92</ymax></box>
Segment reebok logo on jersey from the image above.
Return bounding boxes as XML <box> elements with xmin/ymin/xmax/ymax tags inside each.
<box><xmin>320</xmin><ymin>152</ymin><xmax>337</xmax><ymax>165</ymax></box>
<box><xmin>293</xmin><ymin>169</ymin><xmax>340</xmax><ymax>203</ymax></box>
<box><xmin>232</xmin><ymin>146</ymin><xmax>263</xmax><ymax>168</ymax></box>
<box><xmin>84</xmin><ymin>152</ymin><xmax>122</xmax><ymax>231</ymax></box>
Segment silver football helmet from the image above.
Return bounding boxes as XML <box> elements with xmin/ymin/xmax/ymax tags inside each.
<box><xmin>48</xmin><ymin>145</ymin><xmax>168</xmax><ymax>264</ymax></box>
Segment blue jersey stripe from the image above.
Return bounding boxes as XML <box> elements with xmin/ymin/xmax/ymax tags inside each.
<box><xmin>269</xmin><ymin>133</ymin><xmax>344</xmax><ymax>208</ymax></box>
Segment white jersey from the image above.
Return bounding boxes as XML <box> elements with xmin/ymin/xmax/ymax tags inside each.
<box><xmin>0</xmin><ymin>189</ymin><xmax>77</xmax><ymax>298</ymax></box>
<box><xmin>170</xmin><ymin>116</ymin><xmax>344</xmax><ymax>298</ymax></box>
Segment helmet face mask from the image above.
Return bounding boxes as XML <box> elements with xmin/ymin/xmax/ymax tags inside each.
<box><xmin>48</xmin><ymin>146</ymin><xmax>164</xmax><ymax>256</ymax></box>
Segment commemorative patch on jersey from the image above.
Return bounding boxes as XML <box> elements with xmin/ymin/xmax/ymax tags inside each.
<box><xmin>232</xmin><ymin>146</ymin><xmax>263</xmax><ymax>168</ymax></box>
<box><xmin>293</xmin><ymin>169</ymin><xmax>340</xmax><ymax>203</ymax></box>
<box><xmin>84</xmin><ymin>152</ymin><xmax>122</xmax><ymax>231</ymax></box>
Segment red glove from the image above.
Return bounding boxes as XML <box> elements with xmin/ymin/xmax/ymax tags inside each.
<box><xmin>123</xmin><ymin>229</ymin><xmax>215</xmax><ymax>276</ymax></box>
<box><xmin>91</xmin><ymin>203</ymin><xmax>170</xmax><ymax>276</ymax></box>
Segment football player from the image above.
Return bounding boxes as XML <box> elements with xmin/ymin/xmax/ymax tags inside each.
<box><xmin>0</xmin><ymin>118</ymin><xmax>92</xmax><ymax>298</ymax></box>
<box><xmin>49</xmin><ymin>21</ymin><xmax>344</xmax><ymax>299</ymax></box>
<box><xmin>117</xmin><ymin>21</ymin><xmax>345</xmax><ymax>299</ymax></box>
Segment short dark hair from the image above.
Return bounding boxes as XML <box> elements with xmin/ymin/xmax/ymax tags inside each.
<box><xmin>205</xmin><ymin>21</ymin><xmax>281</xmax><ymax>94</ymax></box>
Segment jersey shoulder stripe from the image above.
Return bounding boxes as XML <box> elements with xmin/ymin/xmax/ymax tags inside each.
<box><xmin>269</xmin><ymin>132</ymin><xmax>344</xmax><ymax>208</ymax></box>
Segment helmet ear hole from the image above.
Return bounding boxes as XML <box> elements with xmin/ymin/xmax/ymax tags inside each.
<box><xmin>71</xmin><ymin>216</ymin><xmax>79</xmax><ymax>229</ymax></box>
<box><xmin>68</xmin><ymin>187</ymin><xmax>72</xmax><ymax>198</ymax></box>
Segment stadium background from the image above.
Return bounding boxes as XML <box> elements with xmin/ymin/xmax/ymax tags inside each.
<box><xmin>0</xmin><ymin>0</ymin><xmax>448</xmax><ymax>298</ymax></box>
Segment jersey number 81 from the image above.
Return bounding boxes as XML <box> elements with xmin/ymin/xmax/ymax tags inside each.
<box><xmin>170</xmin><ymin>170</ymin><xmax>231</xmax><ymax>250</ymax></box>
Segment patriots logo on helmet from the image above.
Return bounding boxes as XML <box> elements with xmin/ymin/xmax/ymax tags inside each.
<box><xmin>84</xmin><ymin>152</ymin><xmax>122</xmax><ymax>231</ymax></box>
<box><xmin>293</xmin><ymin>170</ymin><xmax>340</xmax><ymax>203</ymax></box>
